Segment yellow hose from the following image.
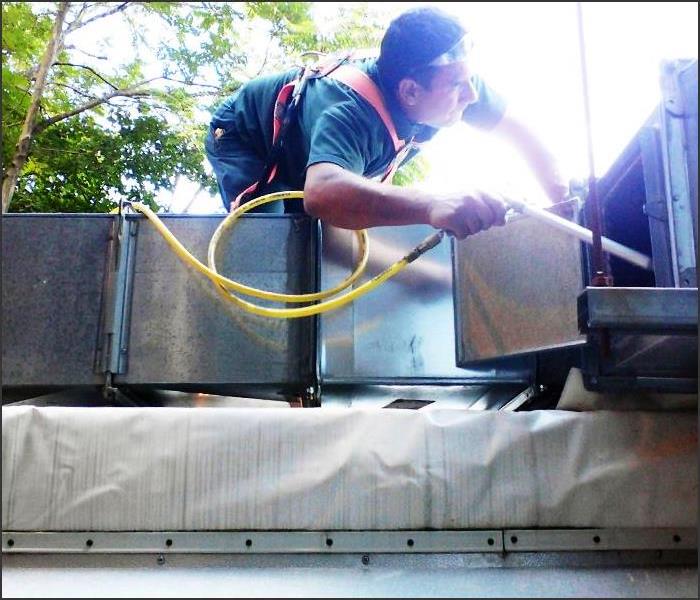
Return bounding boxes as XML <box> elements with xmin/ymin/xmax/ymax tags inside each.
<box><xmin>118</xmin><ymin>192</ymin><xmax>444</xmax><ymax>319</ymax></box>
<box><xmin>207</xmin><ymin>191</ymin><xmax>369</xmax><ymax>301</ymax></box>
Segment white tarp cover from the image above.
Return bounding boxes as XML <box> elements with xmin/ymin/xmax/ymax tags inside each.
<box><xmin>2</xmin><ymin>406</ymin><xmax>696</xmax><ymax>531</ymax></box>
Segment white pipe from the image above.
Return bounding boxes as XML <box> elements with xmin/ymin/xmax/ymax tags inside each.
<box><xmin>507</xmin><ymin>198</ymin><xmax>653</xmax><ymax>271</ymax></box>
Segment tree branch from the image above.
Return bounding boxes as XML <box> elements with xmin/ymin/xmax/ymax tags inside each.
<box><xmin>183</xmin><ymin>90</ymin><xmax>225</xmax><ymax>98</ymax></box>
<box><xmin>53</xmin><ymin>61</ymin><xmax>118</xmax><ymax>89</ymax></box>
<box><xmin>49</xmin><ymin>80</ymin><xmax>100</xmax><ymax>100</ymax></box>
<box><xmin>33</xmin><ymin>144</ymin><xmax>102</xmax><ymax>157</ymax></box>
<box><xmin>33</xmin><ymin>78</ymin><xmax>159</xmax><ymax>134</ymax></box>
<box><xmin>65</xmin><ymin>2</ymin><xmax>130</xmax><ymax>33</ymax></box>
<box><xmin>2</xmin><ymin>1</ymin><xmax>71</xmax><ymax>213</ymax></box>
<box><xmin>159</xmin><ymin>76</ymin><xmax>221</xmax><ymax>89</ymax></box>
<box><xmin>64</xmin><ymin>2</ymin><xmax>89</xmax><ymax>32</ymax></box>
<box><xmin>4</xmin><ymin>117</ymin><xmax>30</xmax><ymax>129</ymax></box>
<box><xmin>64</xmin><ymin>44</ymin><xmax>108</xmax><ymax>60</ymax></box>
<box><xmin>254</xmin><ymin>39</ymin><xmax>273</xmax><ymax>78</ymax></box>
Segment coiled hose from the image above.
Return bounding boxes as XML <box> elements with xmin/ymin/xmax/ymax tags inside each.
<box><xmin>119</xmin><ymin>191</ymin><xmax>445</xmax><ymax>319</ymax></box>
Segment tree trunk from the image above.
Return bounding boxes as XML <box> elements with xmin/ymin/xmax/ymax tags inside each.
<box><xmin>2</xmin><ymin>2</ymin><xmax>71</xmax><ymax>213</ymax></box>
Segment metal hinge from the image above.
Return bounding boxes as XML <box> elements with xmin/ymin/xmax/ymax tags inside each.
<box><xmin>95</xmin><ymin>212</ymin><xmax>138</xmax><ymax>377</ymax></box>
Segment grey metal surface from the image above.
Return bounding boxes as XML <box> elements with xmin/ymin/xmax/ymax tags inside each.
<box><xmin>1</xmin><ymin>387</ymin><xmax>295</xmax><ymax>409</ymax></box>
<box><xmin>640</xmin><ymin>125</ymin><xmax>675</xmax><ymax>287</ymax></box>
<box><xmin>320</xmin><ymin>383</ymin><xmax>529</xmax><ymax>409</ymax></box>
<box><xmin>500</xmin><ymin>386</ymin><xmax>537</xmax><ymax>411</ymax></box>
<box><xmin>679</xmin><ymin>61</ymin><xmax>698</xmax><ymax>249</ymax></box>
<box><xmin>117</xmin><ymin>214</ymin><xmax>316</xmax><ymax>396</ymax></box>
<box><xmin>503</xmin><ymin>528</ymin><xmax>697</xmax><ymax>552</ymax></box>
<box><xmin>319</xmin><ymin>223</ymin><xmax>532</xmax><ymax>383</ymax></box>
<box><xmin>2</xmin><ymin>387</ymin><xmax>115</xmax><ymax>407</ymax></box>
<box><xmin>660</xmin><ymin>59</ymin><xmax>697</xmax><ymax>288</ymax></box>
<box><xmin>581</xmin><ymin>329</ymin><xmax>697</xmax><ymax>392</ymax></box>
<box><xmin>1</xmin><ymin>215</ymin><xmax>111</xmax><ymax>388</ymax></box>
<box><xmin>577</xmin><ymin>287</ymin><xmax>697</xmax><ymax>391</ymax></box>
<box><xmin>453</xmin><ymin>213</ymin><xmax>585</xmax><ymax>365</ymax></box>
<box><xmin>1</xmin><ymin>530</ymin><xmax>503</xmax><ymax>554</ymax></box>
<box><xmin>578</xmin><ymin>287</ymin><xmax>698</xmax><ymax>332</ymax></box>
<box><xmin>605</xmin><ymin>334</ymin><xmax>698</xmax><ymax>375</ymax></box>
<box><xmin>102</xmin><ymin>214</ymin><xmax>138</xmax><ymax>375</ymax></box>
<box><xmin>2</xmin><ymin>551</ymin><xmax>697</xmax><ymax>598</ymax></box>
<box><xmin>6</xmin><ymin>528</ymin><xmax>694</xmax><ymax>555</ymax></box>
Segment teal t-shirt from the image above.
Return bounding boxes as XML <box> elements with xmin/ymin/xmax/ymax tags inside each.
<box><xmin>210</xmin><ymin>59</ymin><xmax>507</xmax><ymax>189</ymax></box>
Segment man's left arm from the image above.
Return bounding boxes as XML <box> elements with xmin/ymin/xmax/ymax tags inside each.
<box><xmin>490</xmin><ymin>107</ymin><xmax>569</xmax><ymax>205</ymax></box>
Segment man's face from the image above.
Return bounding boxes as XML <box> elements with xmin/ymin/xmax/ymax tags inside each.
<box><xmin>402</xmin><ymin>61</ymin><xmax>479</xmax><ymax>128</ymax></box>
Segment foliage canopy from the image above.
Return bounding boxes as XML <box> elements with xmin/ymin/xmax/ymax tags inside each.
<box><xmin>2</xmin><ymin>2</ymin><xmax>426</xmax><ymax>213</ymax></box>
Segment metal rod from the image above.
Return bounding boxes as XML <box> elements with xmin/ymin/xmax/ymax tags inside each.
<box><xmin>576</xmin><ymin>2</ymin><xmax>613</xmax><ymax>285</ymax></box>
<box><xmin>507</xmin><ymin>198</ymin><xmax>652</xmax><ymax>271</ymax></box>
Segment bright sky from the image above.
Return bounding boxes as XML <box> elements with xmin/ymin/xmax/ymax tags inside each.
<box><xmin>156</xmin><ymin>2</ymin><xmax>698</xmax><ymax>213</ymax></box>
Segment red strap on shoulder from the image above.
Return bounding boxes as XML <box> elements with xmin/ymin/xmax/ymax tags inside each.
<box><xmin>323</xmin><ymin>65</ymin><xmax>404</xmax><ymax>153</ymax></box>
<box><xmin>272</xmin><ymin>81</ymin><xmax>297</xmax><ymax>145</ymax></box>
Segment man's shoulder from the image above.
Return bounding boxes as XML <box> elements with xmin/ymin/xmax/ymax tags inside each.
<box><xmin>307</xmin><ymin>57</ymin><xmax>380</xmax><ymax>109</ymax></box>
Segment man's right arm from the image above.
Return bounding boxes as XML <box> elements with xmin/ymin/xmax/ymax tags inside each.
<box><xmin>304</xmin><ymin>162</ymin><xmax>507</xmax><ymax>239</ymax></box>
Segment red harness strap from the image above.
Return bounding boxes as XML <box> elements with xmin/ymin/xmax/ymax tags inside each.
<box><xmin>324</xmin><ymin>65</ymin><xmax>404</xmax><ymax>153</ymax></box>
<box><xmin>233</xmin><ymin>81</ymin><xmax>296</xmax><ymax>206</ymax></box>
<box><xmin>233</xmin><ymin>56</ymin><xmax>416</xmax><ymax>208</ymax></box>
<box><xmin>312</xmin><ymin>57</ymin><xmax>423</xmax><ymax>182</ymax></box>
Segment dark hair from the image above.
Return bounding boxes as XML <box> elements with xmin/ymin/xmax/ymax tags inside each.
<box><xmin>377</xmin><ymin>6</ymin><xmax>466</xmax><ymax>93</ymax></box>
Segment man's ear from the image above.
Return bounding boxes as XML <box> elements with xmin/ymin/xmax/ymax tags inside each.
<box><xmin>397</xmin><ymin>78</ymin><xmax>424</xmax><ymax>106</ymax></box>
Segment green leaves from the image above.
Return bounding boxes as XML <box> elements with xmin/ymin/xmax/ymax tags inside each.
<box><xmin>11</xmin><ymin>113</ymin><xmax>214</xmax><ymax>213</ymax></box>
<box><xmin>393</xmin><ymin>155</ymin><xmax>431</xmax><ymax>188</ymax></box>
<box><xmin>3</xmin><ymin>1</ymin><xmax>394</xmax><ymax>213</ymax></box>
<box><xmin>2</xmin><ymin>2</ymin><xmax>53</xmax><ymax>69</ymax></box>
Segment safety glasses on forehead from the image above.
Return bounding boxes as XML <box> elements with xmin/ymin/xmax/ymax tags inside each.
<box><xmin>425</xmin><ymin>33</ymin><xmax>473</xmax><ymax>67</ymax></box>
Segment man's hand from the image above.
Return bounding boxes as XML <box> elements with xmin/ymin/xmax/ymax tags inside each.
<box><xmin>427</xmin><ymin>190</ymin><xmax>507</xmax><ymax>239</ymax></box>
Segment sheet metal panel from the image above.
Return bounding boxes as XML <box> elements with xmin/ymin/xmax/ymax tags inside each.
<box><xmin>320</xmin><ymin>224</ymin><xmax>532</xmax><ymax>383</ymax></box>
<box><xmin>1</xmin><ymin>215</ymin><xmax>111</xmax><ymax>387</ymax></box>
<box><xmin>320</xmin><ymin>383</ymin><xmax>527</xmax><ymax>409</ymax></box>
<box><xmin>578</xmin><ymin>287</ymin><xmax>698</xmax><ymax>332</ymax></box>
<box><xmin>0</xmin><ymin>530</ymin><xmax>504</xmax><ymax>554</ymax></box>
<box><xmin>453</xmin><ymin>214</ymin><xmax>585</xmax><ymax>365</ymax></box>
<box><xmin>577</xmin><ymin>288</ymin><xmax>698</xmax><ymax>389</ymax></box>
<box><xmin>640</xmin><ymin>125</ymin><xmax>676</xmax><ymax>286</ymax></box>
<box><xmin>117</xmin><ymin>214</ymin><xmax>316</xmax><ymax>393</ymax></box>
<box><xmin>660</xmin><ymin>59</ymin><xmax>697</xmax><ymax>287</ymax></box>
<box><xmin>679</xmin><ymin>61</ymin><xmax>698</xmax><ymax>247</ymax></box>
